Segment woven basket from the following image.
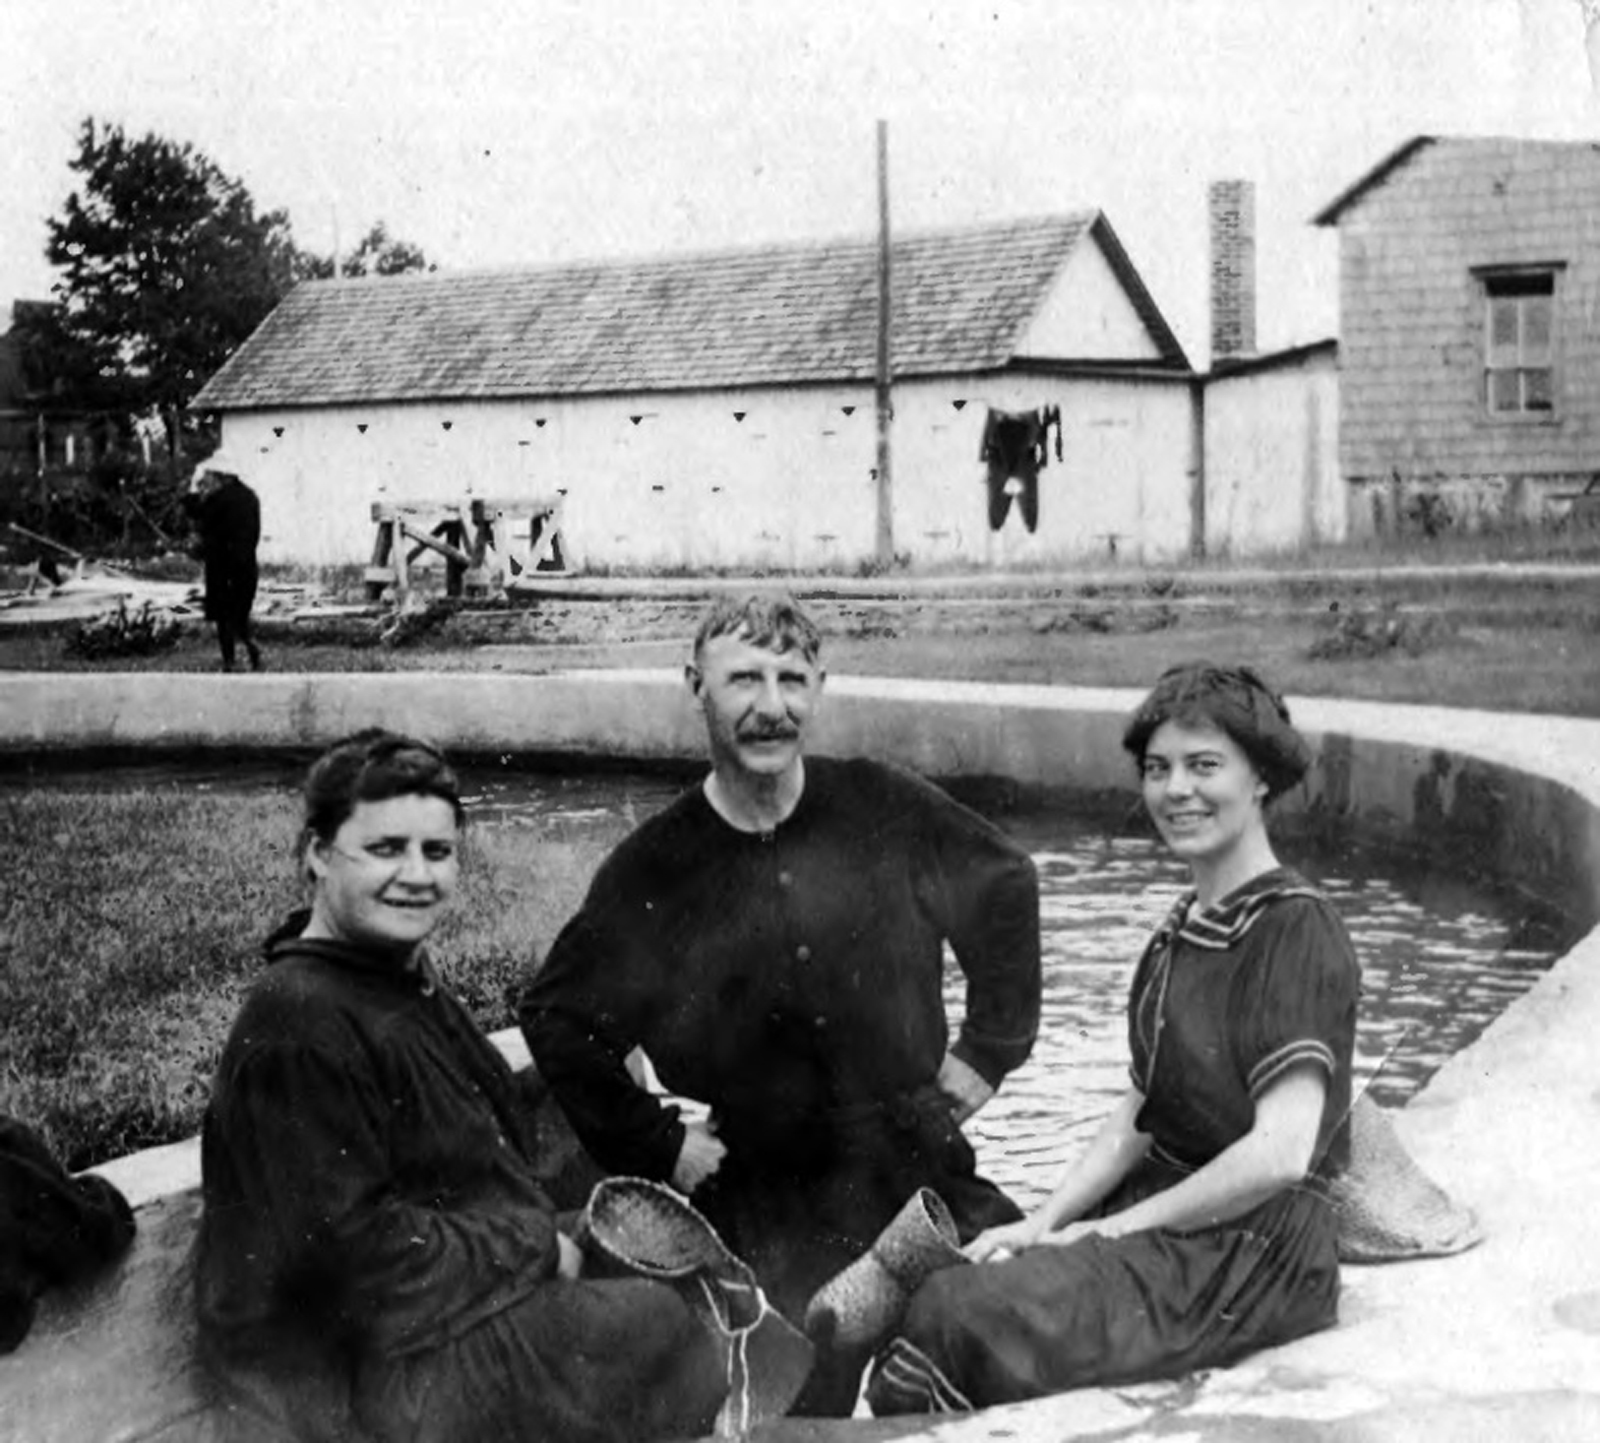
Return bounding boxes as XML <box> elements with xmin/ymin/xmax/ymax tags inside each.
<box><xmin>1330</xmin><ymin>1094</ymin><xmax>1485</xmax><ymax>1264</ymax></box>
<box><xmin>581</xmin><ymin>1178</ymin><xmax>814</xmax><ymax>1434</ymax></box>
<box><xmin>804</xmin><ymin>1187</ymin><xmax>969</xmax><ymax>1351</ymax></box>
<box><xmin>584</xmin><ymin>1176</ymin><xmax>744</xmax><ymax>1283</ymax></box>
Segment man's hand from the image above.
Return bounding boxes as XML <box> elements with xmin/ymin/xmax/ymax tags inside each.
<box><xmin>555</xmin><ymin>1231</ymin><xmax>584</xmax><ymax>1279</ymax></box>
<box><xmin>671</xmin><ymin>1119</ymin><xmax>727</xmax><ymax>1194</ymax></box>
<box><xmin>937</xmin><ymin>1052</ymin><xmax>994</xmax><ymax>1125</ymax></box>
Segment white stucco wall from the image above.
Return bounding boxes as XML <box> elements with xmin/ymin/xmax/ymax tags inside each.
<box><xmin>1204</xmin><ymin>350</ymin><xmax>1344</xmax><ymax>556</ymax></box>
<box><xmin>893</xmin><ymin>372</ymin><xmax>1196</xmax><ymax>567</ymax></box>
<box><xmin>221</xmin><ymin>389</ymin><xmax>884</xmax><ymax>574</ymax></box>
<box><xmin>219</xmin><ymin>366</ymin><xmax>1198</xmax><ymax>573</ymax></box>
<box><xmin>1015</xmin><ymin>239</ymin><xmax>1161</xmax><ymax>360</ymax></box>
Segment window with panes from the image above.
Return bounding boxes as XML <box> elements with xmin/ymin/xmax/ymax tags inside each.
<box><xmin>1483</xmin><ymin>271</ymin><xmax>1555</xmax><ymax>417</ymax></box>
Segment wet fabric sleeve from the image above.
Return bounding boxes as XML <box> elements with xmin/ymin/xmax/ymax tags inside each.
<box><xmin>214</xmin><ymin>1037</ymin><xmax>559</xmax><ymax>1356</ymax></box>
<box><xmin>520</xmin><ymin>895</ymin><xmax>687</xmax><ymax>1182</ymax></box>
<box><xmin>911</xmin><ymin>773</ymin><xmax>1042</xmax><ymax>1088</ymax></box>
<box><xmin>0</xmin><ymin>1116</ymin><xmax>135</xmax><ymax>1353</ymax></box>
<box><xmin>1235</xmin><ymin>900</ymin><xmax>1360</xmax><ymax>1099</ymax></box>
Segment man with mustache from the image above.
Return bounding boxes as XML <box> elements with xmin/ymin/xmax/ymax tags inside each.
<box><xmin>521</xmin><ymin>591</ymin><xmax>1042</xmax><ymax>1415</ymax></box>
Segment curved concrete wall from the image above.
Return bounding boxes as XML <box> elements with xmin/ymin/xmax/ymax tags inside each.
<box><xmin>5</xmin><ymin>668</ymin><xmax>1598</xmax><ymax>928</ymax></box>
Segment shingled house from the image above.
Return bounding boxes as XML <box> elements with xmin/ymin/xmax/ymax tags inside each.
<box><xmin>1</xmin><ymin>300</ymin><xmax>99</xmax><ymax>494</ymax></box>
<box><xmin>191</xmin><ymin>212</ymin><xmax>1197</xmax><ymax>572</ymax></box>
<box><xmin>1314</xmin><ymin>135</ymin><xmax>1600</xmax><ymax>535</ymax></box>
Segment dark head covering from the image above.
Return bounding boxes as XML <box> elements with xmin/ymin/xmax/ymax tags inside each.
<box><xmin>1121</xmin><ymin>662</ymin><xmax>1312</xmax><ymax>802</ymax></box>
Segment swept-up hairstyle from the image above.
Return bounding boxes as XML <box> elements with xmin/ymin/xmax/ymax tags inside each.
<box><xmin>692</xmin><ymin>592</ymin><xmax>823</xmax><ymax>664</ymax></box>
<box><xmin>301</xmin><ymin>728</ymin><xmax>464</xmax><ymax>852</ymax></box>
<box><xmin>1121</xmin><ymin>662</ymin><xmax>1312</xmax><ymax>802</ymax></box>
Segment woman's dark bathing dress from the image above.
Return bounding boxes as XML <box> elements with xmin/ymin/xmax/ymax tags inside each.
<box><xmin>195</xmin><ymin>927</ymin><xmax>726</xmax><ymax>1443</ymax></box>
<box><xmin>867</xmin><ymin>867</ymin><xmax>1360</xmax><ymax>1414</ymax></box>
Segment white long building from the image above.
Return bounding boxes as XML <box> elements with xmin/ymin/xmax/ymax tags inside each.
<box><xmin>191</xmin><ymin>211</ymin><xmax>1215</xmax><ymax>573</ymax></box>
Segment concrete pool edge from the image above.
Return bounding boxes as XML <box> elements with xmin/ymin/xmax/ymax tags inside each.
<box><xmin>3</xmin><ymin>670</ymin><xmax>1599</xmax><ymax>1440</ymax></box>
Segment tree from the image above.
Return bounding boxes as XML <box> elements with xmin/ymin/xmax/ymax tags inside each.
<box><xmin>44</xmin><ymin>119</ymin><xmax>302</xmax><ymax>462</ymax></box>
<box><xmin>296</xmin><ymin>222</ymin><xmax>433</xmax><ymax>280</ymax></box>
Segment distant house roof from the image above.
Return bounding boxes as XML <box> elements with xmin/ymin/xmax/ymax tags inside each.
<box><xmin>1312</xmin><ymin>136</ymin><xmax>1438</xmax><ymax>226</ymax></box>
<box><xmin>1313</xmin><ymin>134</ymin><xmax>1600</xmax><ymax>226</ymax></box>
<box><xmin>0</xmin><ymin>301</ymin><xmax>55</xmax><ymax>412</ymax></box>
<box><xmin>0</xmin><ymin>331</ymin><xmax>26</xmax><ymax>411</ymax></box>
<box><xmin>1205</xmin><ymin>336</ymin><xmax>1338</xmax><ymax>381</ymax></box>
<box><xmin>192</xmin><ymin>212</ymin><xmax>1189</xmax><ymax>412</ymax></box>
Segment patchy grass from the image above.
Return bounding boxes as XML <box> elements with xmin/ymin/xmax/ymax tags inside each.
<box><xmin>4</xmin><ymin>567</ymin><xmax>1600</xmax><ymax>714</ymax></box>
<box><xmin>0</xmin><ymin>786</ymin><xmax>610</xmax><ymax>1170</ymax></box>
<box><xmin>818</xmin><ymin>618</ymin><xmax>1600</xmax><ymax>717</ymax></box>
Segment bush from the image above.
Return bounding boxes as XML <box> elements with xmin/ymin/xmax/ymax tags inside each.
<box><xmin>66</xmin><ymin>599</ymin><xmax>184</xmax><ymax>659</ymax></box>
<box><xmin>1308</xmin><ymin>599</ymin><xmax>1452</xmax><ymax>661</ymax></box>
<box><xmin>1404</xmin><ymin>490</ymin><xmax>1453</xmax><ymax>539</ymax></box>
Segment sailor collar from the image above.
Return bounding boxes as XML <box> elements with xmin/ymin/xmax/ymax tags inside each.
<box><xmin>1156</xmin><ymin>867</ymin><xmax>1321</xmax><ymax>952</ymax></box>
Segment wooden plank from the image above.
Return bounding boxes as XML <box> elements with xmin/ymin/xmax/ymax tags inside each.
<box><xmin>399</xmin><ymin>520</ymin><xmax>475</xmax><ymax>570</ymax></box>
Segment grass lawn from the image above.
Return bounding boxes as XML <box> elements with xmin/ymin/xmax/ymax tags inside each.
<box><xmin>826</xmin><ymin>620</ymin><xmax>1600</xmax><ymax>717</ymax></box>
<box><xmin>0</xmin><ymin>787</ymin><xmax>611</xmax><ymax>1170</ymax></box>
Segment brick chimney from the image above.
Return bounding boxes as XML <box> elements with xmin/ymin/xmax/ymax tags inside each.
<box><xmin>1208</xmin><ymin>179</ymin><xmax>1257</xmax><ymax>364</ymax></box>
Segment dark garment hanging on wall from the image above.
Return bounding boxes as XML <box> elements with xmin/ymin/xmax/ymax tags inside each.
<box><xmin>1</xmin><ymin>1116</ymin><xmax>136</xmax><ymax>1354</ymax></box>
<box><xmin>979</xmin><ymin>405</ymin><xmax>1062</xmax><ymax>533</ymax></box>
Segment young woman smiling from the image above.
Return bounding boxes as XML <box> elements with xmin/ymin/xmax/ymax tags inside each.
<box><xmin>867</xmin><ymin>663</ymin><xmax>1362</xmax><ymax>1415</ymax></box>
<box><xmin>194</xmin><ymin>730</ymin><xmax>726</xmax><ymax>1443</ymax></box>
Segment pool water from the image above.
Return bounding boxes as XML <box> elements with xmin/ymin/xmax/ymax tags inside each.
<box><xmin>462</xmin><ymin>767</ymin><xmax>1563</xmax><ymax>1211</ymax></box>
<box><xmin>970</xmin><ymin>813</ymin><xmax>1559</xmax><ymax>1208</ymax></box>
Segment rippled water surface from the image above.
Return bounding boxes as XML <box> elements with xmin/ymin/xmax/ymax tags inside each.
<box><xmin>8</xmin><ymin>758</ymin><xmax>1567</xmax><ymax>1210</ymax></box>
<box><xmin>968</xmin><ymin>812</ymin><xmax>1561</xmax><ymax>1207</ymax></box>
<box><xmin>464</xmin><ymin>768</ymin><xmax>1566</xmax><ymax>1209</ymax></box>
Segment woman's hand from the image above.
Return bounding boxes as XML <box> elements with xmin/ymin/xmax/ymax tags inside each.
<box><xmin>1036</xmin><ymin>1218</ymin><xmax>1122</xmax><ymax>1248</ymax></box>
<box><xmin>965</xmin><ymin>1216</ymin><xmax>1043</xmax><ymax>1263</ymax></box>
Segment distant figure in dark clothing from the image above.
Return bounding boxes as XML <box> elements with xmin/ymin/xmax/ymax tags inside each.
<box><xmin>184</xmin><ymin>458</ymin><xmax>262</xmax><ymax>672</ymax></box>
<box><xmin>1</xmin><ymin>1115</ymin><xmax>136</xmax><ymax>1355</ymax></box>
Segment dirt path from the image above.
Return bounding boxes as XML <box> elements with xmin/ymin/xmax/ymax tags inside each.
<box><xmin>3</xmin><ymin>564</ymin><xmax>1598</xmax><ymax>716</ymax></box>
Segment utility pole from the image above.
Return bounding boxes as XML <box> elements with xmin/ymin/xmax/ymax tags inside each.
<box><xmin>874</xmin><ymin>119</ymin><xmax>894</xmax><ymax>567</ymax></box>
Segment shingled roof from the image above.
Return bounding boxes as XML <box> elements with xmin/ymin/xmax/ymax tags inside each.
<box><xmin>193</xmin><ymin>212</ymin><xmax>1187</xmax><ymax>412</ymax></box>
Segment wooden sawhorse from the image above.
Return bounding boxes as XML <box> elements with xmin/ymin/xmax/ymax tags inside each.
<box><xmin>364</xmin><ymin>497</ymin><xmax>565</xmax><ymax>603</ymax></box>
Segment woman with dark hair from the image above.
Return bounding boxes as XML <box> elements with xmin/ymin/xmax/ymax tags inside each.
<box><xmin>865</xmin><ymin>663</ymin><xmax>1360</xmax><ymax>1414</ymax></box>
<box><xmin>195</xmin><ymin>730</ymin><xmax>726</xmax><ymax>1443</ymax></box>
